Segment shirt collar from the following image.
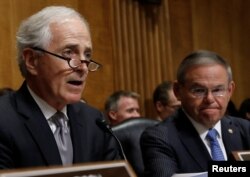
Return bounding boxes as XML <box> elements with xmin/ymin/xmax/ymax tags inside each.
<box><xmin>27</xmin><ymin>85</ymin><xmax>68</xmax><ymax>120</ymax></box>
<box><xmin>182</xmin><ymin>108</ymin><xmax>222</xmax><ymax>140</ymax></box>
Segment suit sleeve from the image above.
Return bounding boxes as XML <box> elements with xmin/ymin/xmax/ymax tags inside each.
<box><xmin>0</xmin><ymin>121</ymin><xmax>15</xmax><ymax>169</ymax></box>
<box><xmin>232</xmin><ymin>117</ymin><xmax>250</xmax><ymax>148</ymax></box>
<box><xmin>140</xmin><ymin>125</ymin><xmax>178</xmax><ymax>177</ymax></box>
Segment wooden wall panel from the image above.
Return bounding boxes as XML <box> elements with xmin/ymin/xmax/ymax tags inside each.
<box><xmin>190</xmin><ymin>0</ymin><xmax>250</xmax><ymax>108</ymax></box>
<box><xmin>0</xmin><ymin>0</ymin><xmax>14</xmax><ymax>88</ymax></box>
<box><xmin>110</xmin><ymin>0</ymin><xmax>250</xmax><ymax>116</ymax></box>
<box><xmin>111</xmin><ymin>0</ymin><xmax>173</xmax><ymax>117</ymax></box>
<box><xmin>77</xmin><ymin>0</ymin><xmax>114</xmax><ymax>110</ymax></box>
<box><xmin>168</xmin><ymin>0</ymin><xmax>194</xmax><ymax>71</ymax></box>
<box><xmin>1</xmin><ymin>0</ymin><xmax>250</xmax><ymax>117</ymax></box>
<box><xmin>0</xmin><ymin>0</ymin><xmax>113</xmax><ymax>112</ymax></box>
<box><xmin>230</xmin><ymin>0</ymin><xmax>250</xmax><ymax>107</ymax></box>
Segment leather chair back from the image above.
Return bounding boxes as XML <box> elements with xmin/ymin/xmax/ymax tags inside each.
<box><xmin>112</xmin><ymin>118</ymin><xmax>159</xmax><ymax>177</ymax></box>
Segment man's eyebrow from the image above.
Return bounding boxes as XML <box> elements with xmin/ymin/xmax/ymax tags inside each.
<box><xmin>84</xmin><ymin>47</ymin><xmax>92</xmax><ymax>52</ymax></box>
<box><xmin>63</xmin><ymin>44</ymin><xmax>78</xmax><ymax>49</ymax></box>
<box><xmin>190</xmin><ymin>83</ymin><xmax>226</xmax><ymax>89</ymax></box>
<box><xmin>61</xmin><ymin>44</ymin><xmax>92</xmax><ymax>51</ymax></box>
<box><xmin>213</xmin><ymin>85</ymin><xmax>226</xmax><ymax>88</ymax></box>
<box><xmin>190</xmin><ymin>83</ymin><xmax>205</xmax><ymax>88</ymax></box>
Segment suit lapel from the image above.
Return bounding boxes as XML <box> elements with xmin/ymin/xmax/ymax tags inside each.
<box><xmin>221</xmin><ymin>117</ymin><xmax>244</xmax><ymax>156</ymax></box>
<box><xmin>15</xmin><ymin>83</ymin><xmax>62</xmax><ymax>165</ymax></box>
<box><xmin>176</xmin><ymin>110</ymin><xmax>211</xmax><ymax>170</ymax></box>
<box><xmin>67</xmin><ymin>104</ymin><xmax>87</xmax><ymax>162</ymax></box>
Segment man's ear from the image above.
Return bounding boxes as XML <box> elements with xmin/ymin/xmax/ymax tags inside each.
<box><xmin>22</xmin><ymin>48</ymin><xmax>39</xmax><ymax>75</ymax></box>
<box><xmin>156</xmin><ymin>101</ymin><xmax>164</xmax><ymax>112</ymax></box>
<box><xmin>228</xmin><ymin>81</ymin><xmax>235</xmax><ymax>97</ymax></box>
<box><xmin>108</xmin><ymin>111</ymin><xmax>117</xmax><ymax>121</ymax></box>
<box><xmin>246</xmin><ymin>112</ymin><xmax>250</xmax><ymax>119</ymax></box>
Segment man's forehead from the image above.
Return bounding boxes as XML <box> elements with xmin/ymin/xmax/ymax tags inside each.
<box><xmin>48</xmin><ymin>21</ymin><xmax>92</xmax><ymax>49</ymax></box>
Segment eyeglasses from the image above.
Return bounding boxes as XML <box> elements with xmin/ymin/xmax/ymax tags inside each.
<box><xmin>31</xmin><ymin>47</ymin><xmax>101</xmax><ymax>71</ymax></box>
<box><xmin>189</xmin><ymin>86</ymin><xmax>228</xmax><ymax>99</ymax></box>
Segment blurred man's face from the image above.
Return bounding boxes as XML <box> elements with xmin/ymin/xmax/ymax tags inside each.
<box><xmin>109</xmin><ymin>96</ymin><xmax>140</xmax><ymax>125</ymax></box>
<box><xmin>174</xmin><ymin>64</ymin><xmax>234</xmax><ymax>128</ymax></box>
<box><xmin>27</xmin><ymin>18</ymin><xmax>92</xmax><ymax>110</ymax></box>
<box><xmin>157</xmin><ymin>89</ymin><xmax>181</xmax><ymax>120</ymax></box>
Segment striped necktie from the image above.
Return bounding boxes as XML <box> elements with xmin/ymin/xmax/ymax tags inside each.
<box><xmin>51</xmin><ymin>111</ymin><xmax>73</xmax><ymax>165</ymax></box>
<box><xmin>206</xmin><ymin>128</ymin><xmax>225</xmax><ymax>161</ymax></box>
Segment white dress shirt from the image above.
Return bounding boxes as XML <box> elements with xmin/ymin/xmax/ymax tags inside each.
<box><xmin>183</xmin><ymin>109</ymin><xmax>227</xmax><ymax>160</ymax></box>
<box><xmin>27</xmin><ymin>86</ymin><xmax>69</xmax><ymax>134</ymax></box>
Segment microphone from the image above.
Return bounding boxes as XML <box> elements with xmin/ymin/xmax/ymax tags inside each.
<box><xmin>96</xmin><ymin>119</ymin><xmax>127</xmax><ymax>161</ymax></box>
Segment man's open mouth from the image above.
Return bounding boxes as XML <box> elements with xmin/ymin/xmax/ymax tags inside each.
<box><xmin>68</xmin><ymin>80</ymin><xmax>83</xmax><ymax>86</ymax></box>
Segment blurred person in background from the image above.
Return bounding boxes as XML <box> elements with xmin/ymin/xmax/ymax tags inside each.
<box><xmin>153</xmin><ymin>81</ymin><xmax>181</xmax><ymax>121</ymax></box>
<box><xmin>0</xmin><ymin>87</ymin><xmax>14</xmax><ymax>96</ymax></box>
<box><xmin>104</xmin><ymin>90</ymin><xmax>141</xmax><ymax>126</ymax></box>
<box><xmin>238</xmin><ymin>98</ymin><xmax>250</xmax><ymax>120</ymax></box>
<box><xmin>225</xmin><ymin>100</ymin><xmax>239</xmax><ymax>117</ymax></box>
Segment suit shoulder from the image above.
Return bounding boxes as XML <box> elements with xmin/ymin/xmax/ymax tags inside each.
<box><xmin>0</xmin><ymin>93</ymin><xmax>16</xmax><ymax>118</ymax></box>
<box><xmin>0</xmin><ymin>93</ymin><xmax>13</xmax><ymax>107</ymax></box>
<box><xmin>69</xmin><ymin>102</ymin><xmax>103</xmax><ymax>122</ymax></box>
<box><xmin>225</xmin><ymin>115</ymin><xmax>249</xmax><ymax>124</ymax></box>
<box><xmin>224</xmin><ymin>116</ymin><xmax>250</xmax><ymax>131</ymax></box>
<box><xmin>73</xmin><ymin>101</ymin><xmax>101</xmax><ymax>112</ymax></box>
<box><xmin>142</xmin><ymin>119</ymin><xmax>175</xmax><ymax>139</ymax></box>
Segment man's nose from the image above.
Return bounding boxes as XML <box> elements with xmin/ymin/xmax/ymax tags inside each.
<box><xmin>203</xmin><ymin>91</ymin><xmax>216</xmax><ymax>103</ymax></box>
<box><xmin>132</xmin><ymin>111</ymin><xmax>141</xmax><ymax>117</ymax></box>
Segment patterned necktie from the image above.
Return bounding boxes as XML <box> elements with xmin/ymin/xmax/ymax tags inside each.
<box><xmin>51</xmin><ymin>111</ymin><xmax>73</xmax><ymax>165</ymax></box>
<box><xmin>206</xmin><ymin>128</ymin><xmax>225</xmax><ymax>161</ymax></box>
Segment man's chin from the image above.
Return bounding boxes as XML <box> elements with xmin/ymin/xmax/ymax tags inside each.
<box><xmin>201</xmin><ymin>116</ymin><xmax>221</xmax><ymax>128</ymax></box>
<box><xmin>65</xmin><ymin>94</ymin><xmax>82</xmax><ymax>104</ymax></box>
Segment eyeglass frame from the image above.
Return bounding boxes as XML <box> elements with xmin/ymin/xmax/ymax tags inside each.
<box><xmin>31</xmin><ymin>47</ymin><xmax>102</xmax><ymax>71</ymax></box>
<box><xmin>188</xmin><ymin>85</ymin><xmax>229</xmax><ymax>99</ymax></box>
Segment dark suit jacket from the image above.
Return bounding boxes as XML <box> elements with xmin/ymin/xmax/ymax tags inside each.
<box><xmin>0</xmin><ymin>82</ymin><xmax>120</xmax><ymax>169</ymax></box>
<box><xmin>140</xmin><ymin>109</ymin><xmax>250</xmax><ymax>177</ymax></box>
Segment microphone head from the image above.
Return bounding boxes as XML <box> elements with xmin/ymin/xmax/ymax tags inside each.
<box><xmin>96</xmin><ymin>119</ymin><xmax>127</xmax><ymax>161</ymax></box>
<box><xmin>96</xmin><ymin>119</ymin><xmax>111</xmax><ymax>132</ymax></box>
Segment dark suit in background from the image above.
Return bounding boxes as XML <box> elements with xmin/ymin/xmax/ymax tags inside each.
<box><xmin>141</xmin><ymin>109</ymin><xmax>250</xmax><ymax>177</ymax></box>
<box><xmin>0</xmin><ymin>83</ymin><xmax>120</xmax><ymax>168</ymax></box>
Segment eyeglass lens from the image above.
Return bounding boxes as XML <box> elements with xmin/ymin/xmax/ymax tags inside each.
<box><xmin>69</xmin><ymin>59</ymin><xmax>100</xmax><ymax>71</ymax></box>
<box><xmin>32</xmin><ymin>47</ymin><xmax>101</xmax><ymax>71</ymax></box>
<box><xmin>190</xmin><ymin>87</ymin><xmax>227</xmax><ymax>98</ymax></box>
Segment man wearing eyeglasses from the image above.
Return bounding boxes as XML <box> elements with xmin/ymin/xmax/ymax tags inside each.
<box><xmin>0</xmin><ymin>6</ymin><xmax>120</xmax><ymax>169</ymax></box>
<box><xmin>141</xmin><ymin>50</ymin><xmax>250</xmax><ymax>177</ymax></box>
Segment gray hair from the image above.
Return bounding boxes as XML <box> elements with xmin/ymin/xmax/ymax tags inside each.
<box><xmin>16</xmin><ymin>6</ymin><xmax>89</xmax><ymax>77</ymax></box>
<box><xmin>104</xmin><ymin>90</ymin><xmax>140</xmax><ymax>112</ymax></box>
<box><xmin>177</xmin><ymin>50</ymin><xmax>233</xmax><ymax>85</ymax></box>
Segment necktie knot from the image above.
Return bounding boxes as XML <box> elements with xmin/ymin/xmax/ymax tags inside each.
<box><xmin>206</xmin><ymin>128</ymin><xmax>225</xmax><ymax>161</ymax></box>
<box><xmin>206</xmin><ymin>128</ymin><xmax>218</xmax><ymax>142</ymax></box>
<box><xmin>51</xmin><ymin>112</ymin><xmax>69</xmax><ymax>133</ymax></box>
<box><xmin>51</xmin><ymin>111</ymin><xmax>73</xmax><ymax>165</ymax></box>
